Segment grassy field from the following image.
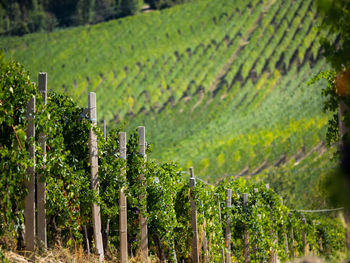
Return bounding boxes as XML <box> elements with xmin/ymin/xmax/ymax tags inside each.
<box><xmin>0</xmin><ymin>0</ymin><xmax>336</xmax><ymax>190</ymax></box>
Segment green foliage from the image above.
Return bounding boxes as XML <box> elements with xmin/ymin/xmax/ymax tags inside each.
<box><xmin>0</xmin><ymin>54</ymin><xmax>345</xmax><ymax>261</ymax></box>
<box><xmin>146</xmin><ymin>0</ymin><xmax>191</xmax><ymax>9</ymax></box>
<box><xmin>188</xmin><ymin>177</ymin><xmax>345</xmax><ymax>262</ymax></box>
<box><xmin>0</xmin><ymin>51</ymin><xmax>36</xmax><ymax>239</ymax></box>
<box><xmin>0</xmin><ymin>0</ymin><xmax>196</xmax><ymax>36</ymax></box>
<box><xmin>0</xmin><ymin>0</ymin><xmax>147</xmax><ymax>36</ymax></box>
<box><xmin>317</xmin><ymin>0</ymin><xmax>350</xmax><ymax>71</ymax></box>
<box><xmin>253</xmin><ymin>149</ymin><xmax>338</xmax><ymax>210</ymax></box>
<box><xmin>35</xmin><ymin>91</ymin><xmax>95</xmax><ymax>244</ymax></box>
<box><xmin>0</xmin><ymin>0</ymin><xmax>333</xmax><ymax>182</ymax></box>
<box><xmin>121</xmin><ymin>0</ymin><xmax>144</xmax><ymax>16</ymax></box>
<box><xmin>308</xmin><ymin>0</ymin><xmax>350</xmax><ymax>145</ymax></box>
<box><xmin>308</xmin><ymin>71</ymin><xmax>338</xmax><ymax>146</ymax></box>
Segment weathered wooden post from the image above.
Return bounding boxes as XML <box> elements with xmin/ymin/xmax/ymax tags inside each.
<box><xmin>301</xmin><ymin>214</ymin><xmax>307</xmax><ymax>255</ymax></box>
<box><xmin>119</xmin><ymin>132</ymin><xmax>128</xmax><ymax>263</ymax></box>
<box><xmin>243</xmin><ymin>193</ymin><xmax>249</xmax><ymax>263</ymax></box>
<box><xmin>37</xmin><ymin>73</ymin><xmax>47</xmax><ymax>249</ymax></box>
<box><xmin>189</xmin><ymin>167</ymin><xmax>199</xmax><ymax>263</ymax></box>
<box><xmin>88</xmin><ymin>92</ymin><xmax>104</xmax><ymax>261</ymax></box>
<box><xmin>225</xmin><ymin>189</ymin><xmax>232</xmax><ymax>263</ymax></box>
<box><xmin>84</xmin><ymin>225</ymin><xmax>91</xmax><ymax>255</ymax></box>
<box><xmin>138</xmin><ymin>126</ymin><xmax>148</xmax><ymax>262</ymax></box>
<box><xmin>25</xmin><ymin>95</ymin><xmax>35</xmax><ymax>258</ymax></box>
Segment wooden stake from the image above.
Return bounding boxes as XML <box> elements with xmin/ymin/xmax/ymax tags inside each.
<box><xmin>119</xmin><ymin>132</ymin><xmax>128</xmax><ymax>263</ymax></box>
<box><xmin>225</xmin><ymin>189</ymin><xmax>232</xmax><ymax>263</ymax></box>
<box><xmin>37</xmin><ymin>72</ymin><xmax>47</xmax><ymax>249</ymax></box>
<box><xmin>25</xmin><ymin>96</ymin><xmax>35</xmax><ymax>259</ymax></box>
<box><xmin>84</xmin><ymin>225</ymin><xmax>91</xmax><ymax>255</ymax></box>
<box><xmin>243</xmin><ymin>193</ymin><xmax>249</xmax><ymax>263</ymax></box>
<box><xmin>189</xmin><ymin>167</ymin><xmax>199</xmax><ymax>263</ymax></box>
<box><xmin>138</xmin><ymin>126</ymin><xmax>148</xmax><ymax>262</ymax></box>
<box><xmin>88</xmin><ymin>92</ymin><xmax>104</xmax><ymax>261</ymax></box>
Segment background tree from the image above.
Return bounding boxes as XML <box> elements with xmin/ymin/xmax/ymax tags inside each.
<box><xmin>120</xmin><ymin>0</ymin><xmax>143</xmax><ymax>16</ymax></box>
<box><xmin>145</xmin><ymin>0</ymin><xmax>190</xmax><ymax>9</ymax></box>
<box><xmin>311</xmin><ymin>0</ymin><xmax>350</xmax><ymax>250</ymax></box>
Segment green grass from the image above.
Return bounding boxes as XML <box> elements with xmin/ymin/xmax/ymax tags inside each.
<box><xmin>0</xmin><ymin>0</ymin><xmax>334</xmax><ymax>185</ymax></box>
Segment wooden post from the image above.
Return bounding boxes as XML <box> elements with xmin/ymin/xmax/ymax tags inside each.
<box><xmin>37</xmin><ymin>73</ymin><xmax>47</xmax><ymax>249</ymax></box>
<box><xmin>25</xmin><ymin>95</ymin><xmax>35</xmax><ymax>258</ymax></box>
<box><xmin>88</xmin><ymin>92</ymin><xmax>104</xmax><ymax>261</ymax></box>
<box><xmin>138</xmin><ymin>126</ymin><xmax>148</xmax><ymax>262</ymax></box>
<box><xmin>119</xmin><ymin>132</ymin><xmax>128</xmax><ymax>263</ymax></box>
<box><xmin>319</xmin><ymin>235</ymin><xmax>323</xmax><ymax>254</ymax></box>
<box><xmin>189</xmin><ymin>167</ymin><xmax>199</xmax><ymax>263</ymax></box>
<box><xmin>225</xmin><ymin>189</ymin><xmax>232</xmax><ymax>263</ymax></box>
<box><xmin>301</xmin><ymin>214</ymin><xmax>307</xmax><ymax>255</ymax></box>
<box><xmin>84</xmin><ymin>225</ymin><xmax>91</xmax><ymax>255</ymax></box>
<box><xmin>288</xmin><ymin>213</ymin><xmax>294</xmax><ymax>260</ymax></box>
<box><xmin>243</xmin><ymin>193</ymin><xmax>249</xmax><ymax>263</ymax></box>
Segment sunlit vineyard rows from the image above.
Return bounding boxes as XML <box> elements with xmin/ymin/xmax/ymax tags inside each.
<box><xmin>0</xmin><ymin>0</ymin><xmax>336</xmax><ymax>182</ymax></box>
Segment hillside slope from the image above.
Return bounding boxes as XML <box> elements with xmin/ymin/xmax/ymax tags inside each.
<box><xmin>0</xmin><ymin>0</ymin><xmax>336</xmax><ymax>183</ymax></box>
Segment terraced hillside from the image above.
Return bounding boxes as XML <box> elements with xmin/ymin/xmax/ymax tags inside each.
<box><xmin>0</xmin><ymin>0</ymin><xmax>337</xmax><ymax>184</ymax></box>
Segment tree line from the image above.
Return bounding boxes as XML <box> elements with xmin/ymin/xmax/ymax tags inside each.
<box><xmin>0</xmin><ymin>0</ymin><xmax>191</xmax><ymax>36</ymax></box>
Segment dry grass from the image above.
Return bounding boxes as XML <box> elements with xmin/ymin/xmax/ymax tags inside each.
<box><xmin>128</xmin><ymin>254</ymin><xmax>159</xmax><ymax>263</ymax></box>
<box><xmin>2</xmin><ymin>247</ymin><xmax>162</xmax><ymax>263</ymax></box>
<box><xmin>3</xmin><ymin>246</ymin><xmax>101</xmax><ymax>263</ymax></box>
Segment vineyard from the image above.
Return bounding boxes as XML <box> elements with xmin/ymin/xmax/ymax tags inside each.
<box><xmin>0</xmin><ymin>55</ymin><xmax>345</xmax><ymax>261</ymax></box>
<box><xmin>0</xmin><ymin>0</ymin><xmax>338</xmax><ymax>183</ymax></box>
<box><xmin>0</xmin><ymin>0</ymin><xmax>347</xmax><ymax>261</ymax></box>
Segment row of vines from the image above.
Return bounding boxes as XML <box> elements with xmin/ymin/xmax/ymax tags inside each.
<box><xmin>0</xmin><ymin>0</ymin><xmax>336</xmax><ymax>182</ymax></box>
<box><xmin>0</xmin><ymin>54</ymin><xmax>345</xmax><ymax>262</ymax></box>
